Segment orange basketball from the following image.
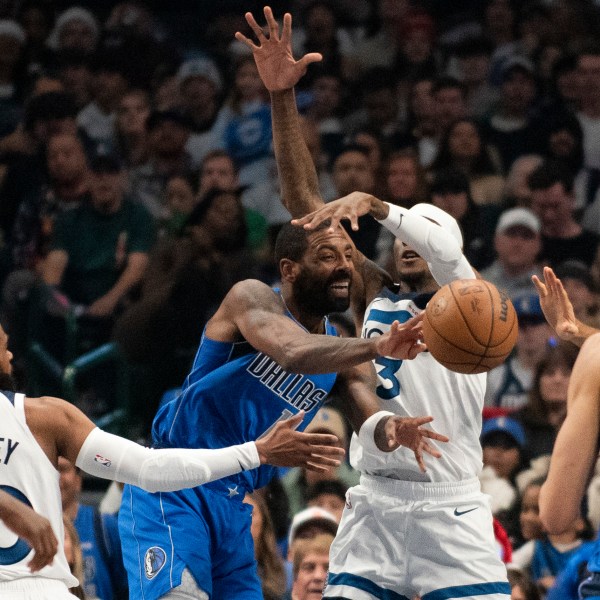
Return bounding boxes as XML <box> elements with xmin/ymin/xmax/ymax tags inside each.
<box><xmin>422</xmin><ymin>279</ymin><xmax>518</xmax><ymax>374</ymax></box>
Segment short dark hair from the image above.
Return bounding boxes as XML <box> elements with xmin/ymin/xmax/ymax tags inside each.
<box><xmin>274</xmin><ymin>220</ymin><xmax>332</xmax><ymax>264</ymax></box>
<box><xmin>430</xmin><ymin>168</ymin><xmax>470</xmax><ymax>196</ymax></box>
<box><xmin>527</xmin><ymin>161</ymin><xmax>574</xmax><ymax>194</ymax></box>
<box><xmin>306</xmin><ymin>479</ymin><xmax>347</xmax><ymax>503</ymax></box>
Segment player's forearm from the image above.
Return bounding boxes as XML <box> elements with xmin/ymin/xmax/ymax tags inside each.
<box><xmin>271</xmin><ymin>89</ymin><xmax>323</xmax><ymax>217</ymax></box>
<box><xmin>568</xmin><ymin>321</ymin><xmax>600</xmax><ymax>347</ymax></box>
<box><xmin>280</xmin><ymin>334</ymin><xmax>382</xmax><ymax>374</ymax></box>
<box><xmin>76</xmin><ymin>428</ymin><xmax>260</xmax><ymax>493</ymax></box>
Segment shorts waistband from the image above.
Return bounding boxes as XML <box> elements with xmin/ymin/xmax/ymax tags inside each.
<box><xmin>0</xmin><ymin>577</ymin><xmax>72</xmax><ymax>592</ymax></box>
<box><xmin>360</xmin><ymin>474</ymin><xmax>481</xmax><ymax>500</ymax></box>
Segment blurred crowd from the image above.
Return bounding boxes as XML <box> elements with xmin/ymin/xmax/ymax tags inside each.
<box><xmin>2</xmin><ymin>0</ymin><xmax>600</xmax><ymax>598</ymax></box>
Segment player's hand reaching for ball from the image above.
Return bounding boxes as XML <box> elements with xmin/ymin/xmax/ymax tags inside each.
<box><xmin>375</xmin><ymin>315</ymin><xmax>427</xmax><ymax>360</ymax></box>
<box><xmin>383</xmin><ymin>416</ymin><xmax>449</xmax><ymax>473</ymax></box>
<box><xmin>255</xmin><ymin>411</ymin><xmax>345</xmax><ymax>473</ymax></box>
<box><xmin>532</xmin><ymin>266</ymin><xmax>579</xmax><ymax>342</ymax></box>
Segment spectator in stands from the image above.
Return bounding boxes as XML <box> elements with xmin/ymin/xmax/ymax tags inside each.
<box><xmin>484</xmin><ymin>57</ymin><xmax>538</xmax><ymax>172</ymax></box>
<box><xmin>114</xmin><ymin>88</ymin><xmax>150</xmax><ymax>168</ymax></box>
<box><xmin>528</xmin><ymin>161</ymin><xmax>600</xmax><ymax>273</ymax></box>
<box><xmin>41</xmin><ymin>153</ymin><xmax>153</xmax><ymax>341</ymax></box>
<box><xmin>514</xmin><ymin>341</ymin><xmax>579</xmax><ymax>460</ymax></box>
<box><xmin>46</xmin><ymin>7</ymin><xmax>99</xmax><ymax>54</ymax></box>
<box><xmin>485</xmin><ymin>294</ymin><xmax>554</xmax><ymax>413</ymax></box>
<box><xmin>430</xmin><ymin>117</ymin><xmax>504</xmax><ymax>205</ymax></box>
<box><xmin>403</xmin><ymin>75</ymin><xmax>437</xmax><ymax>167</ymax></box>
<box><xmin>177</xmin><ymin>56</ymin><xmax>225</xmax><ymax>167</ymax></box>
<box><xmin>129</xmin><ymin>109</ymin><xmax>192</xmax><ymax>222</ymax></box>
<box><xmin>63</xmin><ymin>516</ymin><xmax>86</xmax><ymax>599</ymax></box>
<box><xmin>384</xmin><ymin>149</ymin><xmax>428</xmax><ymax>208</ymax></box>
<box><xmin>55</xmin><ymin>50</ymin><xmax>93</xmax><ymax>111</ymax></box>
<box><xmin>77</xmin><ymin>50</ymin><xmax>130</xmax><ymax>151</ymax></box>
<box><xmin>303</xmin><ymin>69</ymin><xmax>344</xmax><ymax>139</ymax></box>
<box><xmin>0</xmin><ymin>20</ymin><xmax>27</xmax><ymax>138</ymax></box>
<box><xmin>198</xmin><ymin>150</ymin><xmax>269</xmax><ymax>252</ymax></box>
<box><xmin>59</xmin><ymin>457</ymin><xmax>127</xmax><ymax>600</ymax></box>
<box><xmin>282</xmin><ymin>407</ymin><xmax>358</xmax><ymax>518</ymax></box>
<box><xmin>481</xmin><ymin>207</ymin><xmax>543</xmax><ymax>300</ymax></box>
<box><xmin>288</xmin><ymin>533</ymin><xmax>334</xmax><ymax>600</ymax></box>
<box><xmin>428</xmin><ymin>168</ymin><xmax>497</xmax><ymax>270</ymax></box>
<box><xmin>245</xmin><ymin>492</ymin><xmax>287</xmax><ymax>600</ymax></box>
<box><xmin>502</xmin><ymin>154</ymin><xmax>544</xmax><ymax>208</ymax></box>
<box><xmin>576</xmin><ymin>44</ymin><xmax>600</xmax><ymax>173</ymax></box>
<box><xmin>431</xmin><ymin>77</ymin><xmax>468</xmax><ymax>144</ymax></box>
<box><xmin>306</xmin><ymin>479</ymin><xmax>347</xmax><ymax>523</ymax></box>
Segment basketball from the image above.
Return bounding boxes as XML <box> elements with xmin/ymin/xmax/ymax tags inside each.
<box><xmin>422</xmin><ymin>279</ymin><xmax>518</xmax><ymax>374</ymax></box>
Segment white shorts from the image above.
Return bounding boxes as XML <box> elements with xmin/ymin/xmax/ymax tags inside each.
<box><xmin>0</xmin><ymin>577</ymin><xmax>80</xmax><ymax>599</ymax></box>
<box><xmin>324</xmin><ymin>475</ymin><xmax>510</xmax><ymax>600</ymax></box>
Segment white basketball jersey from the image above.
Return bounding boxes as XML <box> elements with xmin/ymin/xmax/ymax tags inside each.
<box><xmin>0</xmin><ymin>391</ymin><xmax>78</xmax><ymax>586</ymax></box>
<box><xmin>351</xmin><ymin>288</ymin><xmax>486</xmax><ymax>482</ymax></box>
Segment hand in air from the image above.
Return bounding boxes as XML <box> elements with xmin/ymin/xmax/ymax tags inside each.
<box><xmin>291</xmin><ymin>192</ymin><xmax>376</xmax><ymax>233</ymax></box>
<box><xmin>235</xmin><ymin>6</ymin><xmax>322</xmax><ymax>92</ymax></box>
<box><xmin>532</xmin><ymin>266</ymin><xmax>578</xmax><ymax>342</ymax></box>
<box><xmin>255</xmin><ymin>411</ymin><xmax>345</xmax><ymax>473</ymax></box>
<box><xmin>385</xmin><ymin>416</ymin><xmax>449</xmax><ymax>473</ymax></box>
<box><xmin>375</xmin><ymin>314</ymin><xmax>427</xmax><ymax>360</ymax></box>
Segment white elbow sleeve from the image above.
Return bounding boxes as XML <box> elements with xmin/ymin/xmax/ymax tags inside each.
<box><xmin>358</xmin><ymin>411</ymin><xmax>395</xmax><ymax>455</ymax></box>
<box><xmin>75</xmin><ymin>428</ymin><xmax>260</xmax><ymax>493</ymax></box>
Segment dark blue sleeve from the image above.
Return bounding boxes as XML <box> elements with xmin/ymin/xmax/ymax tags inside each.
<box><xmin>102</xmin><ymin>513</ymin><xmax>129</xmax><ymax>597</ymax></box>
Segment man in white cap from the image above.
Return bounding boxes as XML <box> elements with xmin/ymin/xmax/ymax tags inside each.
<box><xmin>177</xmin><ymin>56</ymin><xmax>226</xmax><ymax>166</ymax></box>
<box><xmin>481</xmin><ymin>207</ymin><xmax>543</xmax><ymax>300</ymax></box>
<box><xmin>239</xmin><ymin>7</ymin><xmax>512</xmax><ymax>598</ymax></box>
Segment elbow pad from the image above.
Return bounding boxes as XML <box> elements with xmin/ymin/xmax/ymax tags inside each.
<box><xmin>75</xmin><ymin>428</ymin><xmax>260</xmax><ymax>493</ymax></box>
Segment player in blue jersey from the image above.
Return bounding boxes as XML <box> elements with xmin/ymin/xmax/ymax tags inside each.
<box><xmin>118</xmin><ymin>216</ymin><xmax>449</xmax><ymax>599</ymax></box>
<box><xmin>533</xmin><ymin>266</ymin><xmax>600</xmax><ymax>599</ymax></box>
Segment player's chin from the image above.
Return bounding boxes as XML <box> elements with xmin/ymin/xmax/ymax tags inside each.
<box><xmin>326</xmin><ymin>292</ymin><xmax>351</xmax><ymax>312</ymax></box>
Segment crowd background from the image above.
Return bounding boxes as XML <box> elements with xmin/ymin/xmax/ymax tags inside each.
<box><xmin>1</xmin><ymin>0</ymin><xmax>600</xmax><ymax>598</ymax></box>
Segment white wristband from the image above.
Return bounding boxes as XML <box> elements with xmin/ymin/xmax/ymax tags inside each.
<box><xmin>357</xmin><ymin>411</ymin><xmax>395</xmax><ymax>455</ymax></box>
<box><xmin>76</xmin><ymin>428</ymin><xmax>260</xmax><ymax>493</ymax></box>
<box><xmin>376</xmin><ymin>202</ymin><xmax>405</xmax><ymax>233</ymax></box>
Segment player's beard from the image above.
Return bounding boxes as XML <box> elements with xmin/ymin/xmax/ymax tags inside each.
<box><xmin>294</xmin><ymin>268</ymin><xmax>352</xmax><ymax>316</ymax></box>
<box><xmin>0</xmin><ymin>371</ymin><xmax>16</xmax><ymax>392</ymax></box>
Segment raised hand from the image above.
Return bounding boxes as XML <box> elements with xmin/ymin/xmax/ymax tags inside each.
<box><xmin>255</xmin><ymin>410</ymin><xmax>345</xmax><ymax>472</ymax></box>
<box><xmin>375</xmin><ymin>315</ymin><xmax>427</xmax><ymax>360</ymax></box>
<box><xmin>235</xmin><ymin>6</ymin><xmax>322</xmax><ymax>92</ymax></box>
<box><xmin>532</xmin><ymin>266</ymin><xmax>579</xmax><ymax>341</ymax></box>
<box><xmin>384</xmin><ymin>416</ymin><xmax>449</xmax><ymax>473</ymax></box>
<box><xmin>291</xmin><ymin>192</ymin><xmax>384</xmax><ymax>233</ymax></box>
<box><xmin>0</xmin><ymin>491</ymin><xmax>58</xmax><ymax>572</ymax></box>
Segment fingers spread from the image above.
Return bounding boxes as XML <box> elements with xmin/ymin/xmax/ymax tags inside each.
<box><xmin>245</xmin><ymin>12</ymin><xmax>267</xmax><ymax>41</ymax></box>
<box><xmin>305</xmin><ymin>433</ymin><xmax>341</xmax><ymax>447</ymax></box>
<box><xmin>308</xmin><ymin>444</ymin><xmax>345</xmax><ymax>457</ymax></box>
<box><xmin>234</xmin><ymin>32</ymin><xmax>257</xmax><ymax>50</ymax></box>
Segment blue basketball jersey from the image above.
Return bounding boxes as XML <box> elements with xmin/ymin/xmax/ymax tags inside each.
<box><xmin>152</xmin><ymin>294</ymin><xmax>338</xmax><ymax>494</ymax></box>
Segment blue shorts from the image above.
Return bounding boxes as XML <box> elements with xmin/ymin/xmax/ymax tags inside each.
<box><xmin>118</xmin><ymin>479</ymin><xmax>261</xmax><ymax>600</ymax></box>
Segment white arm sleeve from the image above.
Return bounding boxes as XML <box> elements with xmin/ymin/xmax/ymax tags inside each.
<box><xmin>377</xmin><ymin>203</ymin><xmax>476</xmax><ymax>285</ymax></box>
<box><xmin>357</xmin><ymin>410</ymin><xmax>395</xmax><ymax>455</ymax></box>
<box><xmin>75</xmin><ymin>428</ymin><xmax>260</xmax><ymax>493</ymax></box>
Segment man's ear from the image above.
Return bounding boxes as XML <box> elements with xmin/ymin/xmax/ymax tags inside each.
<box><xmin>280</xmin><ymin>258</ymin><xmax>300</xmax><ymax>282</ymax></box>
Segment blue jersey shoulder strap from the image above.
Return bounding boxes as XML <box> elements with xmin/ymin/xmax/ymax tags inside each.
<box><xmin>1</xmin><ymin>390</ymin><xmax>15</xmax><ymax>405</ymax></box>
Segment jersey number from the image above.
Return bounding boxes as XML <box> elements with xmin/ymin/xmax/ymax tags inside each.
<box><xmin>0</xmin><ymin>485</ymin><xmax>32</xmax><ymax>565</ymax></box>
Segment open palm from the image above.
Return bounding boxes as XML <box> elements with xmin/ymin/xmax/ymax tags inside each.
<box><xmin>235</xmin><ymin>7</ymin><xmax>322</xmax><ymax>92</ymax></box>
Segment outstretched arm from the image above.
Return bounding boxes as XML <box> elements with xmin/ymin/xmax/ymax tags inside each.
<box><xmin>25</xmin><ymin>397</ymin><xmax>344</xmax><ymax>493</ymax></box>
<box><xmin>207</xmin><ymin>279</ymin><xmax>424</xmax><ymax>374</ymax></box>
<box><xmin>533</xmin><ymin>266</ymin><xmax>599</xmax><ymax>347</ymax></box>
<box><xmin>0</xmin><ymin>491</ymin><xmax>58</xmax><ymax>572</ymax></box>
<box><xmin>335</xmin><ymin>363</ymin><xmax>448</xmax><ymax>472</ymax></box>
<box><xmin>540</xmin><ymin>333</ymin><xmax>600</xmax><ymax>533</ymax></box>
<box><xmin>293</xmin><ymin>192</ymin><xmax>476</xmax><ymax>284</ymax></box>
<box><xmin>236</xmin><ymin>6</ymin><xmax>324</xmax><ymax>217</ymax></box>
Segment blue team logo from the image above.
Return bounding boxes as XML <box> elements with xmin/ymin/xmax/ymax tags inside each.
<box><xmin>144</xmin><ymin>546</ymin><xmax>167</xmax><ymax>580</ymax></box>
